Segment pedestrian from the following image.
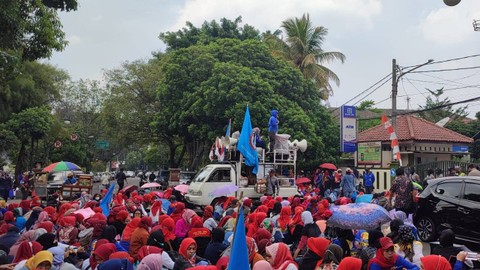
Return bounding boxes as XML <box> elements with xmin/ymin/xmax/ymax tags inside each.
<box><xmin>467</xmin><ymin>164</ymin><xmax>480</xmax><ymax>176</ymax></box>
<box><xmin>389</xmin><ymin>167</ymin><xmax>415</xmax><ymax>215</ymax></box>
<box><xmin>115</xmin><ymin>168</ymin><xmax>127</xmax><ymax>191</ymax></box>
<box><xmin>0</xmin><ymin>171</ymin><xmax>12</xmax><ymax>202</ymax></box>
<box><xmin>266</xmin><ymin>170</ymin><xmax>279</xmax><ymax>197</ymax></box>
<box><xmin>363</xmin><ymin>168</ymin><xmax>375</xmax><ymax>194</ymax></box>
<box><xmin>340</xmin><ymin>168</ymin><xmax>356</xmax><ymax>199</ymax></box>
<box><xmin>268</xmin><ymin>110</ymin><xmax>279</xmax><ymax>153</ymax></box>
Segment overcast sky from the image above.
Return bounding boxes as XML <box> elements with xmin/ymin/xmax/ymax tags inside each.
<box><xmin>47</xmin><ymin>0</ymin><xmax>480</xmax><ymax>117</ymax></box>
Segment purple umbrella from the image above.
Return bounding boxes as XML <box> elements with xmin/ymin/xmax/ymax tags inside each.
<box><xmin>327</xmin><ymin>203</ymin><xmax>391</xmax><ymax>230</ymax></box>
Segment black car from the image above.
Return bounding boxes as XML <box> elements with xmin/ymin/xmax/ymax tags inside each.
<box><xmin>414</xmin><ymin>176</ymin><xmax>480</xmax><ymax>243</ymax></box>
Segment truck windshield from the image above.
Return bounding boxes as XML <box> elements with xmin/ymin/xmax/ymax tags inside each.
<box><xmin>191</xmin><ymin>166</ymin><xmax>213</xmax><ymax>183</ymax></box>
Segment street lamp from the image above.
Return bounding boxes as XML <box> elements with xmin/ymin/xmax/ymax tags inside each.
<box><xmin>391</xmin><ymin>59</ymin><xmax>434</xmax><ymax>130</ymax></box>
<box><xmin>443</xmin><ymin>0</ymin><xmax>461</xmax><ymax>6</ymax></box>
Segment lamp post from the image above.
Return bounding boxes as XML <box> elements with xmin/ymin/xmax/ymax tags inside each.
<box><xmin>391</xmin><ymin>59</ymin><xmax>434</xmax><ymax>131</ymax></box>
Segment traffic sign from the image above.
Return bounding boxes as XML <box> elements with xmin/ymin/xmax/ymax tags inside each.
<box><xmin>95</xmin><ymin>140</ymin><xmax>110</xmax><ymax>150</ymax></box>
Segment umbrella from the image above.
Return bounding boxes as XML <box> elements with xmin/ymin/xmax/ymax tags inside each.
<box><xmin>327</xmin><ymin>203</ymin><xmax>391</xmax><ymax>230</ymax></box>
<box><xmin>151</xmin><ymin>191</ymin><xmax>164</xmax><ymax>198</ymax></box>
<box><xmin>43</xmin><ymin>161</ymin><xmax>81</xmax><ymax>172</ymax></box>
<box><xmin>319</xmin><ymin>163</ymin><xmax>337</xmax><ymax>170</ymax></box>
<box><xmin>141</xmin><ymin>182</ymin><xmax>161</xmax><ymax>189</ymax></box>
<box><xmin>121</xmin><ymin>185</ymin><xmax>138</xmax><ymax>193</ymax></box>
<box><xmin>160</xmin><ymin>199</ymin><xmax>171</xmax><ymax>212</ymax></box>
<box><xmin>295</xmin><ymin>177</ymin><xmax>311</xmax><ymax>185</ymax></box>
<box><xmin>355</xmin><ymin>194</ymin><xmax>373</xmax><ymax>203</ymax></box>
<box><xmin>210</xmin><ymin>184</ymin><xmax>239</xmax><ymax>197</ymax></box>
<box><xmin>174</xmin><ymin>184</ymin><xmax>189</xmax><ymax>194</ymax></box>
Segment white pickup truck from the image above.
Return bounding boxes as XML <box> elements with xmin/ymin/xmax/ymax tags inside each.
<box><xmin>185</xmin><ymin>149</ymin><xmax>300</xmax><ymax>206</ymax></box>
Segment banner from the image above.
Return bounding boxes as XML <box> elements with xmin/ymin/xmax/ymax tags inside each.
<box><xmin>357</xmin><ymin>142</ymin><xmax>382</xmax><ymax>165</ymax></box>
<box><xmin>340</xmin><ymin>105</ymin><xmax>357</xmax><ymax>153</ymax></box>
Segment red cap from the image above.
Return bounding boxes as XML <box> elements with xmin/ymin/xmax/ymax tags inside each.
<box><xmin>379</xmin><ymin>237</ymin><xmax>394</xmax><ymax>249</ymax></box>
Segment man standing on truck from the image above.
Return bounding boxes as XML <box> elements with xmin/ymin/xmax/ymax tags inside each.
<box><xmin>268</xmin><ymin>109</ymin><xmax>279</xmax><ymax>153</ymax></box>
<box><xmin>266</xmin><ymin>169</ymin><xmax>279</xmax><ymax>196</ymax></box>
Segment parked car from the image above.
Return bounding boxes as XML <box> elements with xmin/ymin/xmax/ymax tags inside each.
<box><xmin>125</xmin><ymin>171</ymin><xmax>135</xmax><ymax>178</ymax></box>
<box><xmin>414</xmin><ymin>176</ymin><xmax>480</xmax><ymax>244</ymax></box>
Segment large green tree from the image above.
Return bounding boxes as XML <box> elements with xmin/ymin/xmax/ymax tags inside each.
<box><xmin>356</xmin><ymin>100</ymin><xmax>382</xmax><ymax>132</ymax></box>
<box><xmin>264</xmin><ymin>13</ymin><xmax>345</xmax><ymax>100</ymax></box>
<box><xmin>155</xmin><ymin>37</ymin><xmax>338</xmax><ymax>170</ymax></box>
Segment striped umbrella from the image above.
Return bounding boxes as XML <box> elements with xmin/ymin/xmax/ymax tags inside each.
<box><xmin>42</xmin><ymin>161</ymin><xmax>81</xmax><ymax>172</ymax></box>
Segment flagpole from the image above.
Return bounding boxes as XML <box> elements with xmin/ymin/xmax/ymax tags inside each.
<box><xmin>228</xmin><ymin>191</ymin><xmax>244</xmax><ymax>261</ymax></box>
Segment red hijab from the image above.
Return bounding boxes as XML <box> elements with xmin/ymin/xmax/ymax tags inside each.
<box><xmin>421</xmin><ymin>255</ymin><xmax>452</xmax><ymax>270</ymax></box>
<box><xmin>161</xmin><ymin>217</ymin><xmax>176</xmax><ymax>242</ymax></box>
<box><xmin>288</xmin><ymin>206</ymin><xmax>304</xmax><ymax>233</ymax></box>
<box><xmin>253</xmin><ymin>229</ymin><xmax>272</xmax><ymax>245</ymax></box>
<box><xmin>246</xmin><ymin>237</ymin><xmax>258</xmax><ymax>262</ymax></box>
<box><xmin>122</xmin><ymin>217</ymin><xmax>141</xmax><ymax>240</ymax></box>
<box><xmin>13</xmin><ymin>241</ymin><xmax>43</xmax><ymax>263</ymax></box>
<box><xmin>368</xmin><ymin>237</ymin><xmax>398</xmax><ymax>269</ymax></box>
<box><xmin>91</xmin><ymin>243</ymin><xmax>117</xmax><ymax>270</ymax></box>
<box><xmin>202</xmin><ymin>205</ymin><xmax>213</xmax><ymax>221</ymax></box>
<box><xmin>37</xmin><ymin>221</ymin><xmax>54</xmax><ymax>233</ymax></box>
<box><xmin>307</xmin><ymin>237</ymin><xmax>330</xmax><ymax>258</ymax></box>
<box><xmin>151</xmin><ymin>200</ymin><xmax>163</xmax><ymax>217</ymax></box>
<box><xmin>277</xmin><ymin>206</ymin><xmax>291</xmax><ymax>231</ymax></box>
<box><xmin>265</xmin><ymin>243</ymin><xmax>297</xmax><ymax>270</ymax></box>
<box><xmin>255</xmin><ymin>205</ymin><xmax>269</xmax><ymax>214</ymax></box>
<box><xmin>137</xmin><ymin>245</ymin><xmax>162</xmax><ymax>261</ymax></box>
<box><xmin>179</xmin><ymin>237</ymin><xmax>197</xmax><ymax>265</ymax></box>
<box><xmin>170</xmin><ymin>202</ymin><xmax>185</xmax><ymax>223</ymax></box>
<box><xmin>109</xmin><ymin>251</ymin><xmax>134</xmax><ymax>263</ymax></box>
<box><xmin>337</xmin><ymin>257</ymin><xmax>362</xmax><ymax>270</ymax></box>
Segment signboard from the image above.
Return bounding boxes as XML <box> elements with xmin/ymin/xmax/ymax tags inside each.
<box><xmin>95</xmin><ymin>140</ymin><xmax>110</xmax><ymax>150</ymax></box>
<box><xmin>340</xmin><ymin>105</ymin><xmax>357</xmax><ymax>153</ymax></box>
<box><xmin>452</xmin><ymin>145</ymin><xmax>468</xmax><ymax>153</ymax></box>
<box><xmin>358</xmin><ymin>142</ymin><xmax>382</xmax><ymax>165</ymax></box>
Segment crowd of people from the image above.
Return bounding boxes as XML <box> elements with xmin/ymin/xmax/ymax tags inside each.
<box><xmin>0</xmin><ymin>163</ymin><xmax>478</xmax><ymax>270</ymax></box>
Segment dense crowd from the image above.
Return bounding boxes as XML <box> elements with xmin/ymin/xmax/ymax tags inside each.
<box><xmin>0</xmin><ymin>165</ymin><xmax>476</xmax><ymax>270</ymax></box>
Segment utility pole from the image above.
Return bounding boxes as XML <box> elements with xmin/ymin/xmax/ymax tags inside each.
<box><xmin>391</xmin><ymin>58</ymin><xmax>434</xmax><ymax>132</ymax></box>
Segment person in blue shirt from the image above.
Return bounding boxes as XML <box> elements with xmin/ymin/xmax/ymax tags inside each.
<box><xmin>268</xmin><ymin>110</ymin><xmax>279</xmax><ymax>153</ymax></box>
<box><xmin>64</xmin><ymin>172</ymin><xmax>77</xmax><ymax>185</ymax></box>
<box><xmin>363</xmin><ymin>168</ymin><xmax>375</xmax><ymax>194</ymax></box>
<box><xmin>340</xmin><ymin>168</ymin><xmax>356</xmax><ymax>199</ymax></box>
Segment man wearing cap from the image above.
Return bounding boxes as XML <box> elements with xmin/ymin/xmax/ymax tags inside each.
<box><xmin>63</xmin><ymin>172</ymin><xmax>77</xmax><ymax>185</ymax></box>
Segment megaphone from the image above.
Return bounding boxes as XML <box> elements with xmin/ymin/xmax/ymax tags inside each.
<box><xmin>294</xmin><ymin>139</ymin><xmax>308</xmax><ymax>152</ymax></box>
<box><xmin>221</xmin><ymin>136</ymin><xmax>238</xmax><ymax>149</ymax></box>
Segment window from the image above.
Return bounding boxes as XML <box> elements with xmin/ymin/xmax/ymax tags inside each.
<box><xmin>463</xmin><ymin>183</ymin><xmax>480</xmax><ymax>203</ymax></box>
<box><xmin>435</xmin><ymin>182</ymin><xmax>461</xmax><ymax>199</ymax></box>
<box><xmin>207</xmin><ymin>169</ymin><xmax>231</xmax><ymax>182</ymax></box>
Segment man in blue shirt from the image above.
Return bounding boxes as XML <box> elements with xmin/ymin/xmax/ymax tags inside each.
<box><xmin>268</xmin><ymin>110</ymin><xmax>279</xmax><ymax>153</ymax></box>
<box><xmin>64</xmin><ymin>172</ymin><xmax>77</xmax><ymax>185</ymax></box>
<box><xmin>363</xmin><ymin>168</ymin><xmax>375</xmax><ymax>194</ymax></box>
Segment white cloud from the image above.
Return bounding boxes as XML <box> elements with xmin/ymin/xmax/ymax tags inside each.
<box><xmin>67</xmin><ymin>35</ymin><xmax>81</xmax><ymax>45</ymax></box>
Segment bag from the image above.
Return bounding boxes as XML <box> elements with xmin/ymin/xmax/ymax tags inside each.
<box><xmin>255</xmin><ymin>183</ymin><xmax>267</xmax><ymax>194</ymax></box>
<box><xmin>8</xmin><ymin>188</ymin><xmax>14</xmax><ymax>199</ymax></box>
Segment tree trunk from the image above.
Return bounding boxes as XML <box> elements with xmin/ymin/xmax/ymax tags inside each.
<box><xmin>174</xmin><ymin>144</ymin><xmax>186</xmax><ymax>168</ymax></box>
<box><xmin>14</xmin><ymin>142</ymin><xmax>27</xmax><ymax>186</ymax></box>
<box><xmin>190</xmin><ymin>141</ymin><xmax>207</xmax><ymax>171</ymax></box>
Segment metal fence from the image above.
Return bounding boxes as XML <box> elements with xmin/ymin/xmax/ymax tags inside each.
<box><xmin>415</xmin><ymin>161</ymin><xmax>478</xmax><ymax>179</ymax></box>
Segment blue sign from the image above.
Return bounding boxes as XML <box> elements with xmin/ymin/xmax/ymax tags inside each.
<box><xmin>452</xmin><ymin>145</ymin><xmax>469</xmax><ymax>153</ymax></box>
<box><xmin>390</xmin><ymin>168</ymin><xmax>396</xmax><ymax>177</ymax></box>
<box><xmin>340</xmin><ymin>105</ymin><xmax>357</xmax><ymax>153</ymax></box>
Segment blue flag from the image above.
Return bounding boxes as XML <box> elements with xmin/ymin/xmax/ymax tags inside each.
<box><xmin>228</xmin><ymin>206</ymin><xmax>250</xmax><ymax>270</ymax></box>
<box><xmin>100</xmin><ymin>183</ymin><xmax>115</xmax><ymax>216</ymax></box>
<box><xmin>237</xmin><ymin>106</ymin><xmax>259</xmax><ymax>174</ymax></box>
<box><xmin>226</xmin><ymin>118</ymin><xmax>231</xmax><ymax>138</ymax></box>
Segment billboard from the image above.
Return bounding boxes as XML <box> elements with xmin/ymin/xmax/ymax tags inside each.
<box><xmin>357</xmin><ymin>142</ymin><xmax>382</xmax><ymax>165</ymax></box>
<box><xmin>340</xmin><ymin>105</ymin><xmax>357</xmax><ymax>153</ymax></box>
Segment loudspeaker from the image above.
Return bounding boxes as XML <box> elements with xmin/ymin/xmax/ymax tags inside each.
<box><xmin>294</xmin><ymin>139</ymin><xmax>308</xmax><ymax>152</ymax></box>
<box><xmin>221</xmin><ymin>136</ymin><xmax>238</xmax><ymax>149</ymax></box>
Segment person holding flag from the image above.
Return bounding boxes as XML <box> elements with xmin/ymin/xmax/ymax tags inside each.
<box><xmin>268</xmin><ymin>110</ymin><xmax>279</xmax><ymax>153</ymax></box>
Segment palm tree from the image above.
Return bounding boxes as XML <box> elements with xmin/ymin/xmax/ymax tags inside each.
<box><xmin>265</xmin><ymin>13</ymin><xmax>345</xmax><ymax>99</ymax></box>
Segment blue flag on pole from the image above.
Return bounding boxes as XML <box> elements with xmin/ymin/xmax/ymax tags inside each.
<box><xmin>100</xmin><ymin>183</ymin><xmax>115</xmax><ymax>216</ymax></box>
<box><xmin>226</xmin><ymin>118</ymin><xmax>231</xmax><ymax>138</ymax></box>
<box><xmin>228</xmin><ymin>206</ymin><xmax>250</xmax><ymax>270</ymax></box>
<box><xmin>237</xmin><ymin>106</ymin><xmax>259</xmax><ymax>174</ymax></box>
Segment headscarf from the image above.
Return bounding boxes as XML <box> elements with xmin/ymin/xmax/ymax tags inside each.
<box><xmin>255</xmin><ymin>205</ymin><xmax>269</xmax><ymax>214</ymax></box>
<box><xmin>265</xmin><ymin>243</ymin><xmax>297</xmax><ymax>270</ymax></box>
<box><xmin>43</xmin><ymin>206</ymin><xmax>58</xmax><ymax>222</ymax></box>
<box><xmin>36</xmin><ymin>233</ymin><xmax>57</xmax><ymax>250</ymax></box>
<box><xmin>86</xmin><ymin>218</ymin><xmax>107</xmax><ymax>239</ymax></box>
<box><xmin>288</xmin><ymin>206</ymin><xmax>304</xmax><ymax>234</ymax></box>
<box><xmin>9</xmin><ymin>230</ymin><xmax>37</xmax><ymax>255</ymax></box>
<box><xmin>4</xmin><ymin>211</ymin><xmax>14</xmax><ymax>223</ymax></box>
<box><xmin>138</xmin><ymin>246</ymin><xmax>162</xmax><ymax>261</ymax></box>
<box><xmin>13</xmin><ymin>241</ymin><xmax>43</xmax><ymax>263</ymax></box>
<box><xmin>202</xmin><ymin>205</ymin><xmax>213</xmax><ymax>221</ymax></box>
<box><xmin>253</xmin><ymin>260</ymin><xmax>274</xmax><ymax>270</ymax></box>
<box><xmin>116</xmin><ymin>210</ymin><xmax>130</xmax><ymax>222</ymax></box>
<box><xmin>337</xmin><ymin>257</ymin><xmax>362</xmax><ymax>270</ymax></box>
<box><xmin>369</xmin><ymin>237</ymin><xmax>398</xmax><ymax>269</ymax></box>
<box><xmin>367</xmin><ymin>229</ymin><xmax>384</xmax><ymax>247</ymax></box>
<box><xmin>301</xmin><ymin>211</ymin><xmax>314</xmax><ymax>225</ymax></box>
<box><xmin>147</xmin><ymin>230</ymin><xmax>166</xmax><ymax>249</ymax></box>
<box><xmin>139</xmin><ymin>216</ymin><xmax>153</xmax><ymax>230</ymax></box>
<box><xmin>150</xmin><ymin>201</ymin><xmax>163</xmax><ymax>218</ymax></box>
<box><xmin>307</xmin><ymin>237</ymin><xmax>330</xmax><ymax>258</ymax></box>
<box><xmin>25</xmin><ymin>209</ymin><xmax>41</xmax><ymax>230</ymax></box>
<box><xmin>246</xmin><ymin>237</ymin><xmax>259</xmax><ymax>262</ymax></box>
<box><xmin>322</xmin><ymin>244</ymin><xmax>343</xmax><ymax>265</ymax></box>
<box><xmin>122</xmin><ymin>217</ymin><xmax>141</xmax><ymax>240</ymax></box>
<box><xmin>34</xmin><ymin>228</ymin><xmax>48</xmax><ymax>240</ymax></box>
<box><xmin>257</xmin><ymin>239</ymin><xmax>271</xmax><ymax>256</ymax></box>
<box><xmin>37</xmin><ymin>221</ymin><xmax>54</xmax><ymax>233</ymax></box>
<box><xmin>253</xmin><ymin>229</ymin><xmax>272</xmax><ymax>245</ymax></box>
<box><xmin>277</xmin><ymin>207</ymin><xmax>291</xmax><ymax>231</ymax></box>
<box><xmin>161</xmin><ymin>217</ymin><xmax>176</xmax><ymax>242</ymax></box>
<box><xmin>0</xmin><ymin>224</ymin><xmax>13</xmax><ymax>234</ymax></box>
<box><xmin>25</xmin><ymin>250</ymin><xmax>53</xmax><ymax>270</ymax></box>
<box><xmin>179</xmin><ymin>237</ymin><xmax>197</xmax><ymax>266</ymax></box>
<box><xmin>48</xmin><ymin>246</ymin><xmax>65</xmax><ymax>268</ymax></box>
<box><xmin>170</xmin><ymin>202</ymin><xmax>185</xmax><ymax>223</ymax></box>
<box><xmin>109</xmin><ymin>251</ymin><xmax>134</xmax><ymax>263</ymax></box>
<box><xmin>91</xmin><ymin>243</ymin><xmax>117</xmax><ymax>270</ymax></box>
<box><xmin>182</xmin><ymin>209</ymin><xmax>197</xmax><ymax>224</ymax></box>
<box><xmin>439</xmin><ymin>229</ymin><xmax>455</xmax><ymax>247</ymax></box>
<box><xmin>398</xmin><ymin>224</ymin><xmax>415</xmax><ymax>261</ymax></box>
<box><xmin>97</xmin><ymin>258</ymin><xmax>133</xmax><ymax>270</ymax></box>
<box><xmin>421</xmin><ymin>255</ymin><xmax>452</xmax><ymax>270</ymax></box>
<box><xmin>33</xmin><ymin>212</ymin><xmax>50</xmax><ymax>228</ymax></box>
<box><xmin>137</xmin><ymin>254</ymin><xmax>163</xmax><ymax>270</ymax></box>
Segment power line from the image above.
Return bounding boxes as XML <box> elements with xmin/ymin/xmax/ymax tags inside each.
<box><xmin>412</xmin><ymin>66</ymin><xmax>480</xmax><ymax>73</ymax></box>
<box><xmin>352</xmin><ymin>77</ymin><xmax>391</xmax><ymax>106</ymax></box>
<box><xmin>401</xmin><ymin>54</ymin><xmax>480</xmax><ymax>69</ymax></box>
<box><xmin>333</xmin><ymin>73</ymin><xmax>391</xmax><ymax>111</ymax></box>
